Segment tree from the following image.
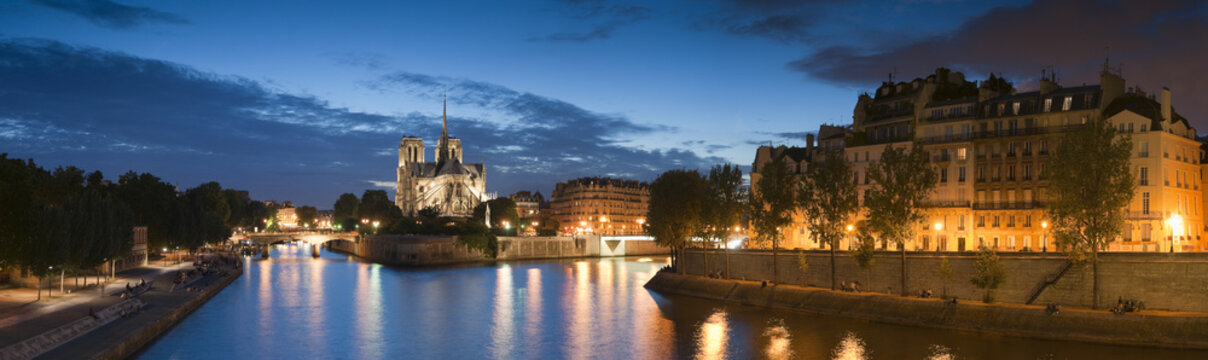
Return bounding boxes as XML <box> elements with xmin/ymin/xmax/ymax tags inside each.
<box><xmin>865</xmin><ymin>144</ymin><xmax>938</xmax><ymax>296</ymax></box>
<box><xmin>359</xmin><ymin>190</ymin><xmax>402</xmax><ymax>230</ymax></box>
<box><xmin>333</xmin><ymin>193</ymin><xmax>360</xmax><ymax>228</ymax></box>
<box><xmin>296</xmin><ymin>206</ymin><xmax>318</xmax><ymax>228</ymax></box>
<box><xmin>849</xmin><ymin>224</ymin><xmax>877</xmax><ymax>291</ymax></box>
<box><xmin>116</xmin><ymin>171</ymin><xmax>177</xmax><ymax>249</ymax></box>
<box><xmin>970</xmin><ymin>246</ymin><xmax>1006</xmax><ymax>303</ymax></box>
<box><xmin>798</xmin><ymin>151</ymin><xmax>859</xmax><ymax>290</ymax></box>
<box><xmin>702</xmin><ymin>164</ymin><xmax>745</xmax><ymax>279</ymax></box>
<box><xmin>647</xmin><ymin>169</ymin><xmax>707</xmax><ymax>274</ymax></box>
<box><xmin>750</xmin><ymin>156</ymin><xmax>797</xmax><ymax>284</ymax></box>
<box><xmin>1046</xmin><ymin>118</ymin><xmax>1135</xmax><ymax>309</ymax></box>
<box><xmin>473</xmin><ymin>198</ymin><xmax>519</xmax><ymax>234</ymax></box>
<box><xmin>935</xmin><ymin>258</ymin><xmax>954</xmax><ymax>299</ymax></box>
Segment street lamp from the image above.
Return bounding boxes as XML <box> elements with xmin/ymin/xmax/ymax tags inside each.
<box><xmin>1041</xmin><ymin>221</ymin><xmax>1048</xmax><ymax>252</ymax></box>
<box><xmin>1167</xmin><ymin>213</ymin><xmax>1183</xmax><ymax>253</ymax></box>
<box><xmin>933</xmin><ymin>222</ymin><xmax>943</xmax><ymax>252</ymax></box>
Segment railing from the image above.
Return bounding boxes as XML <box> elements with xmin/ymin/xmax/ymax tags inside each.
<box><xmin>923</xmin><ymin>200</ymin><xmax>971</xmax><ymax>208</ymax></box>
<box><xmin>932</xmin><ymin>154</ymin><xmax>952</xmax><ymax>162</ymax></box>
<box><xmin>917</xmin><ymin>133</ymin><xmax>973</xmax><ymax>145</ymax></box>
<box><xmin>973</xmin><ymin>124</ymin><xmax>1084</xmax><ymax>140</ymax></box>
<box><xmin>973</xmin><ymin>201</ymin><xmax>1044</xmax><ymax>210</ymax></box>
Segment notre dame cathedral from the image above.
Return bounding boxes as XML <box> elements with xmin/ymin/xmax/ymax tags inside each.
<box><xmin>394</xmin><ymin>98</ymin><xmax>488</xmax><ymax>217</ymax></box>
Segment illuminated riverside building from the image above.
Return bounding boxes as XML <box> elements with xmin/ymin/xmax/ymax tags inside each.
<box><xmin>751</xmin><ymin>67</ymin><xmax>1203</xmax><ymax>252</ymax></box>
<box><xmin>549</xmin><ymin>177</ymin><xmax>649</xmax><ymax>236</ymax></box>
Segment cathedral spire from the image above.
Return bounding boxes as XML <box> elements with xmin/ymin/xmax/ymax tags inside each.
<box><xmin>438</xmin><ymin>93</ymin><xmax>451</xmax><ymax>162</ymax></box>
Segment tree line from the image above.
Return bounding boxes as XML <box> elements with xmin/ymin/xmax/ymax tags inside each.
<box><xmin>1</xmin><ymin>154</ymin><xmax>271</xmax><ymax>292</ymax></box>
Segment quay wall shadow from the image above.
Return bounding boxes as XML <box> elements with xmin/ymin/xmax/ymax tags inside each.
<box><xmin>682</xmin><ymin>249</ymin><xmax>1208</xmax><ymax>312</ymax></box>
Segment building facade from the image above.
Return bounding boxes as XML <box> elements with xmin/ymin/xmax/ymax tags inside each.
<box><xmin>549</xmin><ymin>177</ymin><xmax>650</xmax><ymax>236</ymax></box>
<box><xmin>751</xmin><ymin>67</ymin><xmax>1203</xmax><ymax>253</ymax></box>
<box><xmin>395</xmin><ymin>99</ymin><xmax>489</xmax><ymax>217</ymax></box>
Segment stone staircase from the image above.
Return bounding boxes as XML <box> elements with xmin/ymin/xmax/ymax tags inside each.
<box><xmin>1025</xmin><ymin>260</ymin><xmax>1074</xmax><ymax>305</ymax></box>
<box><xmin>0</xmin><ymin>298</ymin><xmax>145</xmax><ymax>360</ymax></box>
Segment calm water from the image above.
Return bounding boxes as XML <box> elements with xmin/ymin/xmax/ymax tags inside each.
<box><xmin>139</xmin><ymin>244</ymin><xmax>1206</xmax><ymax>359</ymax></box>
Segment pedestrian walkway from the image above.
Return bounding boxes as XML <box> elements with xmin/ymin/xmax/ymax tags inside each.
<box><xmin>0</xmin><ymin>262</ymin><xmax>192</xmax><ymax>347</ymax></box>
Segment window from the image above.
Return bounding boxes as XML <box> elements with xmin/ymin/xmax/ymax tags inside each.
<box><xmin>977</xmin><ymin>167</ymin><xmax>985</xmax><ymax>181</ymax></box>
<box><xmin>1023</xmin><ymin>142</ymin><xmax>1032</xmax><ymax>155</ymax></box>
<box><xmin>1143</xmin><ymin>192</ymin><xmax>1150</xmax><ymax>214</ymax></box>
<box><xmin>1140</xmin><ymin>167</ymin><xmax>1148</xmax><ymax>186</ymax></box>
<box><xmin>959</xmin><ymin>167</ymin><xmax>966</xmax><ymax>182</ymax></box>
<box><xmin>940</xmin><ymin>168</ymin><xmax>948</xmax><ymax>183</ymax></box>
<box><xmin>1140</xmin><ymin>141</ymin><xmax>1149</xmax><ymax>157</ymax></box>
<box><xmin>958</xmin><ymin>148</ymin><xmax>967</xmax><ymax>160</ymax></box>
<box><xmin>1025</xmin><ymin>215</ymin><xmax>1032</xmax><ymax>227</ymax></box>
<box><xmin>1008</xmin><ymin>236</ymin><xmax>1016</xmax><ymax>249</ymax></box>
<box><xmin>1024</xmin><ymin>164</ymin><xmax>1032</xmax><ymax>180</ymax></box>
<box><xmin>1040</xmin><ymin>164</ymin><xmax>1047</xmax><ymax>179</ymax></box>
<box><xmin>1012</xmin><ymin>102</ymin><xmax>1021</xmax><ymax>115</ymax></box>
<box><xmin>993</xmin><ymin>167</ymin><xmax>1001</xmax><ymax>181</ymax></box>
<box><xmin>1007</xmin><ymin>216</ymin><xmax>1016</xmax><ymax>227</ymax></box>
<box><xmin>978</xmin><ymin>216</ymin><xmax>985</xmax><ymax>227</ymax></box>
<box><xmin>1044</xmin><ymin>98</ymin><xmax>1052</xmax><ymax>112</ymax></box>
<box><xmin>1008</xmin><ymin>142</ymin><xmax>1016</xmax><ymax>156</ymax></box>
<box><xmin>1041</xmin><ymin>140</ymin><xmax>1049</xmax><ymax>153</ymax></box>
<box><xmin>1141</xmin><ymin>124</ymin><xmax>1148</xmax><ymax>132</ymax></box>
<box><xmin>1008</xmin><ymin>165</ymin><xmax>1015</xmax><ymax>181</ymax></box>
<box><xmin>959</xmin><ymin>215</ymin><xmax>966</xmax><ymax>230</ymax></box>
<box><xmin>931</xmin><ymin>109</ymin><xmax>943</xmax><ymax>120</ymax></box>
<box><xmin>993</xmin><ymin>215</ymin><xmax>1000</xmax><ymax>227</ymax></box>
<box><xmin>854</xmin><ymin>171</ymin><xmax>860</xmax><ymax>185</ymax></box>
<box><xmin>1062</xmin><ymin>96</ymin><xmax>1072</xmax><ymax>111</ymax></box>
<box><xmin>1141</xmin><ymin>223</ymin><xmax>1151</xmax><ymax>241</ymax></box>
<box><xmin>997</xmin><ymin>103</ymin><xmax>1005</xmax><ymax>116</ymax></box>
<box><xmin>1128</xmin><ymin>123</ymin><xmax>1134</xmax><ymax>133</ymax></box>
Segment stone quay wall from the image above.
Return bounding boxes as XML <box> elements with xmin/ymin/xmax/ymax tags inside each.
<box><xmin>682</xmin><ymin>249</ymin><xmax>1208</xmax><ymax>313</ymax></box>
<box><xmin>645</xmin><ymin>272</ymin><xmax>1208</xmax><ymax>349</ymax></box>
<box><xmin>329</xmin><ymin>235</ymin><xmax>668</xmax><ymax>265</ymax></box>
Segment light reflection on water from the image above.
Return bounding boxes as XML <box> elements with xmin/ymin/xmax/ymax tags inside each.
<box><xmin>140</xmin><ymin>245</ymin><xmax>1208</xmax><ymax>359</ymax></box>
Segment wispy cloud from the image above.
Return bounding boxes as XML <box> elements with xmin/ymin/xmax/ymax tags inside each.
<box><xmin>28</xmin><ymin>0</ymin><xmax>189</xmax><ymax>29</ymax></box>
<box><xmin>530</xmin><ymin>4</ymin><xmax>651</xmax><ymax>43</ymax></box>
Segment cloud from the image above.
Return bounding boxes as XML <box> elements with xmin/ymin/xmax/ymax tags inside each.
<box><xmin>530</xmin><ymin>4</ymin><xmax>651</xmax><ymax>42</ymax></box>
<box><xmin>693</xmin><ymin>0</ymin><xmax>832</xmax><ymax>43</ymax></box>
<box><xmin>788</xmin><ymin>0</ymin><xmax>1208</xmax><ymax>124</ymax></box>
<box><xmin>367</xmin><ymin>180</ymin><xmax>395</xmax><ymax>188</ymax></box>
<box><xmin>366</xmin><ymin>70</ymin><xmax>724</xmax><ymax>192</ymax></box>
<box><xmin>0</xmin><ymin>39</ymin><xmax>723</xmax><ymax>207</ymax></box>
<box><xmin>28</xmin><ymin>0</ymin><xmax>188</xmax><ymax>29</ymax></box>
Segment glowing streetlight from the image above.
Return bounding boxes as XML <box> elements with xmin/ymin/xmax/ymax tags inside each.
<box><xmin>846</xmin><ymin>224</ymin><xmax>854</xmax><ymax>232</ymax></box>
<box><xmin>503</xmin><ymin>221</ymin><xmax>511</xmax><ymax>229</ymax></box>
<box><xmin>933</xmin><ymin>222</ymin><xmax>943</xmax><ymax>231</ymax></box>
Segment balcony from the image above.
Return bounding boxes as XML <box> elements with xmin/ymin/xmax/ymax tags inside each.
<box><xmin>923</xmin><ymin>200</ymin><xmax>971</xmax><ymax>208</ymax></box>
<box><xmin>973</xmin><ymin>201</ymin><xmax>1044</xmax><ymax>210</ymax></box>
<box><xmin>932</xmin><ymin>154</ymin><xmax>952</xmax><ymax>162</ymax></box>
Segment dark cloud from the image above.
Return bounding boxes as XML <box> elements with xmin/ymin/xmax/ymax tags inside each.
<box><xmin>694</xmin><ymin>0</ymin><xmax>831</xmax><ymax>43</ymax></box>
<box><xmin>0</xmin><ymin>39</ymin><xmax>722</xmax><ymax>206</ymax></box>
<box><xmin>27</xmin><ymin>0</ymin><xmax>188</xmax><ymax>29</ymax></box>
<box><xmin>789</xmin><ymin>0</ymin><xmax>1208</xmax><ymax>126</ymax></box>
<box><xmin>530</xmin><ymin>4</ymin><xmax>651</xmax><ymax>42</ymax></box>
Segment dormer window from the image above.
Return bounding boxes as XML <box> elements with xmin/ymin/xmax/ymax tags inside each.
<box><xmin>1044</xmin><ymin>98</ymin><xmax>1052</xmax><ymax>112</ymax></box>
<box><xmin>1012</xmin><ymin>102</ymin><xmax>1021</xmax><ymax>115</ymax></box>
<box><xmin>1062</xmin><ymin>96</ymin><xmax>1072</xmax><ymax>111</ymax></box>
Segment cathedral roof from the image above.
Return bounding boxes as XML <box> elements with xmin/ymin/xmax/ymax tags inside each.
<box><xmin>406</xmin><ymin>161</ymin><xmax>485</xmax><ymax>179</ymax></box>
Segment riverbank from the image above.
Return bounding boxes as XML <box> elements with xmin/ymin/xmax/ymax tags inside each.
<box><xmin>326</xmin><ymin>235</ymin><xmax>667</xmax><ymax>266</ymax></box>
<box><xmin>0</xmin><ymin>255</ymin><xmax>243</xmax><ymax>360</ymax></box>
<box><xmin>645</xmin><ymin>271</ymin><xmax>1208</xmax><ymax>350</ymax></box>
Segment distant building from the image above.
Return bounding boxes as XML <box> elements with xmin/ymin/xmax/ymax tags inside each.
<box><xmin>276</xmin><ymin>207</ymin><xmax>298</xmax><ymax>229</ymax></box>
<box><xmin>550</xmin><ymin>177</ymin><xmax>650</xmax><ymax>236</ymax></box>
<box><xmin>317</xmin><ymin>210</ymin><xmax>334</xmax><ymax>229</ymax></box>
<box><xmin>508</xmin><ymin>191</ymin><xmax>546</xmax><ymax>218</ymax></box>
<box><xmin>395</xmin><ymin>98</ymin><xmax>489</xmax><ymax>217</ymax></box>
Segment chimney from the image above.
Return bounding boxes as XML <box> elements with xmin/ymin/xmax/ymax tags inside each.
<box><xmin>1161</xmin><ymin>87</ymin><xmax>1172</xmax><ymax>122</ymax></box>
<box><xmin>806</xmin><ymin>133</ymin><xmax>815</xmax><ymax>151</ymax></box>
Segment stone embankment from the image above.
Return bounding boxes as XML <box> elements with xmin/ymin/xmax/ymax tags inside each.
<box><xmin>0</xmin><ymin>256</ymin><xmax>245</xmax><ymax>360</ymax></box>
<box><xmin>645</xmin><ymin>272</ymin><xmax>1208</xmax><ymax>349</ymax></box>
<box><xmin>328</xmin><ymin>235</ymin><xmax>667</xmax><ymax>266</ymax></box>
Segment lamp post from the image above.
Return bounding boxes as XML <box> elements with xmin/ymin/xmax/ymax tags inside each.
<box><xmin>1167</xmin><ymin>213</ymin><xmax>1183</xmax><ymax>253</ymax></box>
<box><xmin>933</xmin><ymin>222</ymin><xmax>943</xmax><ymax>252</ymax></box>
<box><xmin>1041</xmin><ymin>221</ymin><xmax>1048</xmax><ymax>252</ymax></box>
<box><xmin>846</xmin><ymin>224</ymin><xmax>854</xmax><ymax>250</ymax></box>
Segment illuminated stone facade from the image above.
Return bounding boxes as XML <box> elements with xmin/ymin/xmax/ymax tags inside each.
<box><xmin>752</xmin><ymin>67</ymin><xmax>1204</xmax><ymax>252</ymax></box>
<box><xmin>395</xmin><ymin>99</ymin><xmax>488</xmax><ymax>217</ymax></box>
<box><xmin>549</xmin><ymin>177</ymin><xmax>649</xmax><ymax>236</ymax></box>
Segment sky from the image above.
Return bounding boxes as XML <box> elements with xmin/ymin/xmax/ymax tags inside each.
<box><xmin>2</xmin><ymin>0</ymin><xmax>1205</xmax><ymax>208</ymax></box>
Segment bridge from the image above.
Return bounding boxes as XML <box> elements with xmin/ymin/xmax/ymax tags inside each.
<box><xmin>234</xmin><ymin>232</ymin><xmax>359</xmax><ymax>257</ymax></box>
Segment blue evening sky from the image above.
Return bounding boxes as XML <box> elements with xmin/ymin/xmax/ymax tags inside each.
<box><xmin>2</xmin><ymin>0</ymin><xmax>1204</xmax><ymax>207</ymax></box>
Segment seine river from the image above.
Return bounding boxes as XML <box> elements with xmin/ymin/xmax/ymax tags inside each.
<box><xmin>139</xmin><ymin>244</ymin><xmax>1205</xmax><ymax>359</ymax></box>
